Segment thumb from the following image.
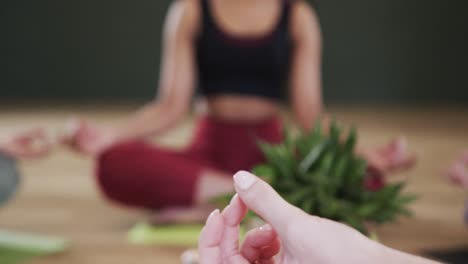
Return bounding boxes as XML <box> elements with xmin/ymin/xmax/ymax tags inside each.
<box><xmin>233</xmin><ymin>171</ymin><xmax>304</xmax><ymax>235</ymax></box>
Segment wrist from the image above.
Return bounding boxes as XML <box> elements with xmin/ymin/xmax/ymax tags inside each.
<box><xmin>375</xmin><ymin>244</ymin><xmax>438</xmax><ymax>264</ymax></box>
<box><xmin>110</xmin><ymin>124</ymin><xmax>131</xmax><ymax>143</ymax></box>
<box><xmin>373</xmin><ymin>243</ymin><xmax>395</xmax><ymax>264</ymax></box>
<box><xmin>112</xmin><ymin>121</ymin><xmax>152</xmax><ymax>142</ymax></box>
<box><xmin>362</xmin><ymin>237</ymin><xmax>390</xmax><ymax>264</ymax></box>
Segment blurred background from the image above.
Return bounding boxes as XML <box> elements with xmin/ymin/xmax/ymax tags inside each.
<box><xmin>1</xmin><ymin>1</ymin><xmax>468</xmax><ymax>264</ymax></box>
<box><xmin>2</xmin><ymin>0</ymin><xmax>468</xmax><ymax>103</ymax></box>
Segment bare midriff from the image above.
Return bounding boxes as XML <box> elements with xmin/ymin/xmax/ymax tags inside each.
<box><xmin>197</xmin><ymin>95</ymin><xmax>282</xmax><ymax>122</ymax></box>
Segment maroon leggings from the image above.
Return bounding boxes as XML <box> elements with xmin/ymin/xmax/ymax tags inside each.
<box><xmin>96</xmin><ymin>116</ymin><xmax>283</xmax><ymax>210</ymax></box>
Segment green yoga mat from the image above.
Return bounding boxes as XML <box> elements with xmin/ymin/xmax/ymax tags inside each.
<box><xmin>128</xmin><ymin>223</ymin><xmax>204</xmax><ymax>247</ymax></box>
<box><xmin>0</xmin><ymin>230</ymin><xmax>68</xmax><ymax>264</ymax></box>
<box><xmin>128</xmin><ymin>223</ymin><xmax>247</xmax><ymax>247</ymax></box>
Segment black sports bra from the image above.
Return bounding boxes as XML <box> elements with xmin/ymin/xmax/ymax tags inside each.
<box><xmin>196</xmin><ymin>0</ymin><xmax>293</xmax><ymax>101</ymax></box>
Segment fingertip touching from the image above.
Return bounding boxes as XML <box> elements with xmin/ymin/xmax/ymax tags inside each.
<box><xmin>233</xmin><ymin>171</ymin><xmax>300</xmax><ymax>233</ymax></box>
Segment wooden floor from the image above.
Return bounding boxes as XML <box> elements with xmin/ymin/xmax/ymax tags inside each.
<box><xmin>0</xmin><ymin>103</ymin><xmax>467</xmax><ymax>263</ymax></box>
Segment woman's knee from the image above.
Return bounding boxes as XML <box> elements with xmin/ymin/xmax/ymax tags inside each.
<box><xmin>95</xmin><ymin>141</ymin><xmax>147</xmax><ymax>204</ymax></box>
<box><xmin>97</xmin><ymin>140</ymin><xmax>145</xmax><ymax>174</ymax></box>
<box><xmin>94</xmin><ymin>141</ymin><xmax>203</xmax><ymax>209</ymax></box>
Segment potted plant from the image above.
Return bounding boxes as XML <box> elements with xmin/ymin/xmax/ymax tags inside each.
<box><xmin>215</xmin><ymin>120</ymin><xmax>417</xmax><ymax>235</ymax></box>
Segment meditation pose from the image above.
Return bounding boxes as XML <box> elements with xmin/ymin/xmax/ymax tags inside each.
<box><xmin>64</xmin><ymin>0</ymin><xmax>415</xmax><ymax>222</ymax></box>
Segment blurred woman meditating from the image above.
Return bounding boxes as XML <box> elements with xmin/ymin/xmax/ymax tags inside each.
<box><xmin>64</xmin><ymin>0</ymin><xmax>414</xmax><ymax>222</ymax></box>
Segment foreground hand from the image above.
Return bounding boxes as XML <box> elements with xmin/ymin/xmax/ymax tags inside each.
<box><xmin>62</xmin><ymin>118</ymin><xmax>117</xmax><ymax>156</ymax></box>
<box><xmin>198</xmin><ymin>171</ymin><xmax>384</xmax><ymax>264</ymax></box>
<box><xmin>0</xmin><ymin>127</ymin><xmax>52</xmax><ymax>159</ymax></box>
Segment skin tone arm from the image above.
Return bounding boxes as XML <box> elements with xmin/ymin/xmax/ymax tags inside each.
<box><xmin>289</xmin><ymin>1</ymin><xmax>323</xmax><ymax>131</ymax></box>
<box><xmin>288</xmin><ymin>2</ymin><xmax>416</xmax><ymax>173</ymax></box>
<box><xmin>198</xmin><ymin>171</ymin><xmax>440</xmax><ymax>264</ymax></box>
<box><xmin>114</xmin><ymin>0</ymin><xmax>198</xmax><ymax>140</ymax></box>
<box><xmin>64</xmin><ymin>0</ymin><xmax>199</xmax><ymax>155</ymax></box>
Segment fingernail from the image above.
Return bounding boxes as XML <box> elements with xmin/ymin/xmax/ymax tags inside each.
<box><xmin>234</xmin><ymin>171</ymin><xmax>256</xmax><ymax>191</ymax></box>
<box><xmin>222</xmin><ymin>194</ymin><xmax>238</xmax><ymax>215</ymax></box>
<box><xmin>207</xmin><ymin>209</ymin><xmax>220</xmax><ymax>225</ymax></box>
<box><xmin>259</xmin><ymin>224</ymin><xmax>272</xmax><ymax>232</ymax></box>
<box><xmin>221</xmin><ymin>204</ymin><xmax>231</xmax><ymax>215</ymax></box>
<box><xmin>230</xmin><ymin>193</ymin><xmax>239</xmax><ymax>205</ymax></box>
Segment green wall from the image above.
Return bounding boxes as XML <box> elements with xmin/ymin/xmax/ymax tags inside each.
<box><xmin>1</xmin><ymin>0</ymin><xmax>468</xmax><ymax>103</ymax></box>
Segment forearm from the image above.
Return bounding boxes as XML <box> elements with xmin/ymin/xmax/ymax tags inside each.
<box><xmin>294</xmin><ymin>104</ymin><xmax>332</xmax><ymax>135</ymax></box>
<box><xmin>294</xmin><ymin>105</ymin><xmax>322</xmax><ymax>132</ymax></box>
<box><xmin>113</xmin><ymin>101</ymin><xmax>186</xmax><ymax>141</ymax></box>
<box><xmin>380</xmin><ymin>246</ymin><xmax>440</xmax><ymax>264</ymax></box>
